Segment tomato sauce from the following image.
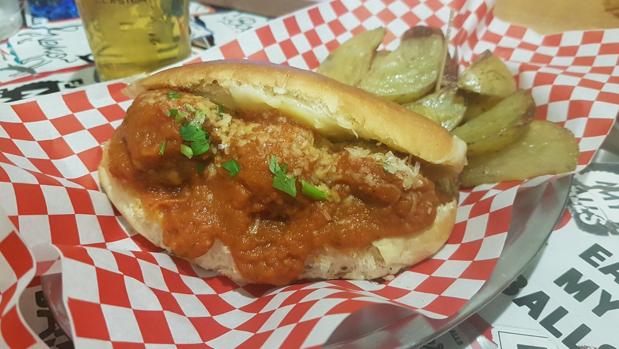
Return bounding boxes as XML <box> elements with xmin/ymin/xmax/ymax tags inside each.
<box><xmin>107</xmin><ymin>90</ymin><xmax>441</xmax><ymax>285</ymax></box>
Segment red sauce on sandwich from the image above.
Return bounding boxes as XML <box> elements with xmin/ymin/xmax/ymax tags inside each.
<box><xmin>107</xmin><ymin>89</ymin><xmax>443</xmax><ymax>285</ymax></box>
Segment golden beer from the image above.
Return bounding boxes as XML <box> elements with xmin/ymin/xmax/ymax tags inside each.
<box><xmin>76</xmin><ymin>0</ymin><xmax>191</xmax><ymax>81</ymax></box>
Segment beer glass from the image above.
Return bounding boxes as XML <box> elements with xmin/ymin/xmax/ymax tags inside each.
<box><xmin>75</xmin><ymin>0</ymin><xmax>191</xmax><ymax>81</ymax></box>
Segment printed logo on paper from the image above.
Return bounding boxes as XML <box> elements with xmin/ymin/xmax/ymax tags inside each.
<box><xmin>569</xmin><ymin>164</ymin><xmax>619</xmax><ymax>236</ymax></box>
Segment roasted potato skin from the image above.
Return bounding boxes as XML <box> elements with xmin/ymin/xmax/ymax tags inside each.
<box><xmin>463</xmin><ymin>93</ymin><xmax>502</xmax><ymax>121</ymax></box>
<box><xmin>453</xmin><ymin>90</ymin><xmax>534</xmax><ymax>156</ymax></box>
<box><xmin>460</xmin><ymin>120</ymin><xmax>579</xmax><ymax>187</ymax></box>
<box><xmin>357</xmin><ymin>26</ymin><xmax>445</xmax><ymax>103</ymax></box>
<box><xmin>458</xmin><ymin>51</ymin><xmax>517</xmax><ymax>98</ymax></box>
<box><xmin>318</xmin><ymin>28</ymin><xmax>386</xmax><ymax>85</ymax></box>
<box><xmin>403</xmin><ymin>87</ymin><xmax>466</xmax><ymax>131</ymax></box>
<box><xmin>441</xmin><ymin>52</ymin><xmax>460</xmax><ymax>87</ymax></box>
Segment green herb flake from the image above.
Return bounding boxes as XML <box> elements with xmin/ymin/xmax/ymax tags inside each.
<box><xmin>167</xmin><ymin>108</ymin><xmax>187</xmax><ymax>123</ymax></box>
<box><xmin>180</xmin><ymin>144</ymin><xmax>193</xmax><ymax>159</ymax></box>
<box><xmin>180</xmin><ymin>124</ymin><xmax>206</xmax><ymax>142</ymax></box>
<box><xmin>158</xmin><ymin>140</ymin><xmax>167</xmax><ymax>156</ymax></box>
<box><xmin>167</xmin><ymin>91</ymin><xmax>181</xmax><ymax>100</ymax></box>
<box><xmin>217</xmin><ymin>104</ymin><xmax>225</xmax><ymax>115</ymax></box>
<box><xmin>179</xmin><ymin>124</ymin><xmax>210</xmax><ymax>156</ymax></box>
<box><xmin>167</xmin><ymin>108</ymin><xmax>179</xmax><ymax>118</ymax></box>
<box><xmin>191</xmin><ymin>139</ymin><xmax>210</xmax><ymax>156</ymax></box>
<box><xmin>301</xmin><ymin>180</ymin><xmax>328</xmax><ymax>201</ymax></box>
<box><xmin>196</xmin><ymin>162</ymin><xmax>207</xmax><ymax>174</ymax></box>
<box><xmin>273</xmin><ymin>173</ymin><xmax>296</xmax><ymax>197</ymax></box>
<box><xmin>222</xmin><ymin>159</ymin><xmax>240</xmax><ymax>177</ymax></box>
<box><xmin>268</xmin><ymin>155</ymin><xmax>281</xmax><ymax>174</ymax></box>
<box><xmin>268</xmin><ymin>155</ymin><xmax>297</xmax><ymax>197</ymax></box>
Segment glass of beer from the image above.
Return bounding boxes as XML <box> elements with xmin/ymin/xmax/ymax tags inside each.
<box><xmin>75</xmin><ymin>0</ymin><xmax>191</xmax><ymax>81</ymax></box>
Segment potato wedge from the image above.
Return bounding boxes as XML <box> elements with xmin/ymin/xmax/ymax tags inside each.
<box><xmin>461</xmin><ymin>120</ymin><xmax>579</xmax><ymax>187</ymax></box>
<box><xmin>463</xmin><ymin>94</ymin><xmax>502</xmax><ymax>121</ymax></box>
<box><xmin>458</xmin><ymin>51</ymin><xmax>517</xmax><ymax>97</ymax></box>
<box><xmin>357</xmin><ymin>26</ymin><xmax>444</xmax><ymax>103</ymax></box>
<box><xmin>317</xmin><ymin>28</ymin><xmax>386</xmax><ymax>85</ymax></box>
<box><xmin>403</xmin><ymin>87</ymin><xmax>466</xmax><ymax>130</ymax></box>
<box><xmin>453</xmin><ymin>90</ymin><xmax>534</xmax><ymax>156</ymax></box>
<box><xmin>466</xmin><ymin>123</ymin><xmax>529</xmax><ymax>156</ymax></box>
<box><xmin>372</xmin><ymin>50</ymin><xmax>390</xmax><ymax>65</ymax></box>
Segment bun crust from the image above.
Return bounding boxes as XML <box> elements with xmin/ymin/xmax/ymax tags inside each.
<box><xmin>130</xmin><ymin>60</ymin><xmax>466</xmax><ymax>171</ymax></box>
<box><xmin>99</xmin><ymin>147</ymin><xmax>457</xmax><ymax>282</ymax></box>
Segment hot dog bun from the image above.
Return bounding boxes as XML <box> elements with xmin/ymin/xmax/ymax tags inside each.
<box><xmin>100</xmin><ymin>61</ymin><xmax>465</xmax><ymax>284</ymax></box>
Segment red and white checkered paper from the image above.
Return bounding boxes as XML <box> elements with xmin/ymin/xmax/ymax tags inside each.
<box><xmin>1</xmin><ymin>0</ymin><xmax>618</xmax><ymax>347</ymax></box>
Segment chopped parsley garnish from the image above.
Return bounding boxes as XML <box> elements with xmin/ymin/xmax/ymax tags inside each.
<box><xmin>180</xmin><ymin>124</ymin><xmax>205</xmax><ymax>142</ymax></box>
<box><xmin>268</xmin><ymin>155</ymin><xmax>285</xmax><ymax>173</ymax></box>
<box><xmin>180</xmin><ymin>124</ymin><xmax>210</xmax><ymax>156</ymax></box>
<box><xmin>167</xmin><ymin>91</ymin><xmax>181</xmax><ymax>100</ymax></box>
<box><xmin>158</xmin><ymin>140</ymin><xmax>167</xmax><ymax>156</ymax></box>
<box><xmin>191</xmin><ymin>140</ymin><xmax>210</xmax><ymax>155</ymax></box>
<box><xmin>196</xmin><ymin>162</ymin><xmax>207</xmax><ymax>173</ymax></box>
<box><xmin>268</xmin><ymin>155</ymin><xmax>296</xmax><ymax>197</ymax></box>
<box><xmin>301</xmin><ymin>180</ymin><xmax>328</xmax><ymax>201</ymax></box>
<box><xmin>167</xmin><ymin>108</ymin><xmax>187</xmax><ymax>123</ymax></box>
<box><xmin>222</xmin><ymin>159</ymin><xmax>240</xmax><ymax>177</ymax></box>
<box><xmin>180</xmin><ymin>144</ymin><xmax>193</xmax><ymax>159</ymax></box>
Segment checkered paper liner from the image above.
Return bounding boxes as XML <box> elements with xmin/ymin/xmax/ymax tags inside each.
<box><xmin>1</xmin><ymin>0</ymin><xmax>617</xmax><ymax>347</ymax></box>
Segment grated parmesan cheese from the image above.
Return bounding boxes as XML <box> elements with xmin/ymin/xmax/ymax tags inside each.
<box><xmin>345</xmin><ymin>147</ymin><xmax>422</xmax><ymax>189</ymax></box>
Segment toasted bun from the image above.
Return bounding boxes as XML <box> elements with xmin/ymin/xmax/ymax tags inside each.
<box><xmin>128</xmin><ymin>60</ymin><xmax>466</xmax><ymax>171</ymax></box>
<box><xmin>99</xmin><ymin>147</ymin><xmax>457</xmax><ymax>282</ymax></box>
<box><xmin>101</xmin><ymin>61</ymin><xmax>464</xmax><ymax>283</ymax></box>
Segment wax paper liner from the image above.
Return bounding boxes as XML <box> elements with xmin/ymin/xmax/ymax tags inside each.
<box><xmin>0</xmin><ymin>0</ymin><xmax>617</xmax><ymax>347</ymax></box>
